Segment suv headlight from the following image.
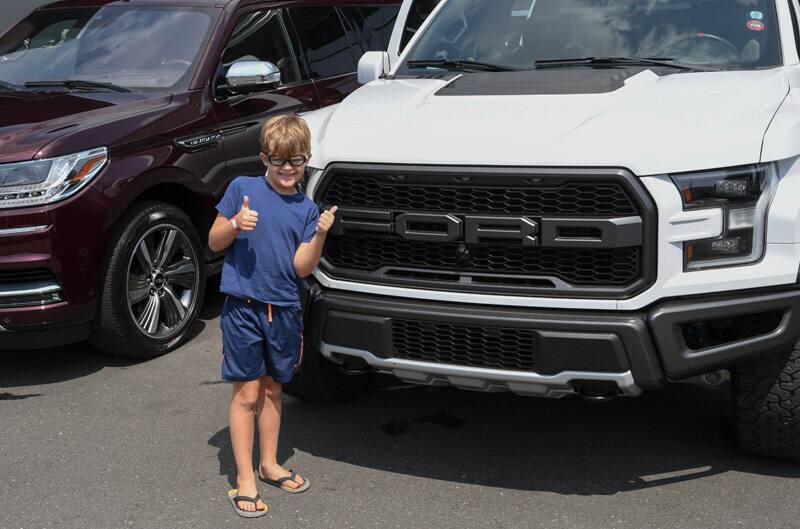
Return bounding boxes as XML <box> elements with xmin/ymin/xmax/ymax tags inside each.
<box><xmin>670</xmin><ymin>163</ymin><xmax>778</xmax><ymax>270</ymax></box>
<box><xmin>0</xmin><ymin>147</ymin><xmax>108</xmax><ymax>209</ymax></box>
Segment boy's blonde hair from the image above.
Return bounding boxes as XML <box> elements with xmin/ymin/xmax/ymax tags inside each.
<box><xmin>260</xmin><ymin>114</ymin><xmax>311</xmax><ymax>157</ymax></box>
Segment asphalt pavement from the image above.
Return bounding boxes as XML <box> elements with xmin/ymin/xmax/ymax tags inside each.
<box><xmin>2</xmin><ymin>279</ymin><xmax>800</xmax><ymax>529</ymax></box>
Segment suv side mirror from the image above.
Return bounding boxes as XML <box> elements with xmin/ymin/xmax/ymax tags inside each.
<box><xmin>223</xmin><ymin>60</ymin><xmax>281</xmax><ymax>93</ymax></box>
<box><xmin>358</xmin><ymin>51</ymin><xmax>390</xmax><ymax>85</ymax></box>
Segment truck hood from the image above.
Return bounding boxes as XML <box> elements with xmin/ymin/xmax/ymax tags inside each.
<box><xmin>0</xmin><ymin>90</ymin><xmax>172</xmax><ymax>164</ymax></box>
<box><xmin>315</xmin><ymin>68</ymin><xmax>790</xmax><ymax>176</ymax></box>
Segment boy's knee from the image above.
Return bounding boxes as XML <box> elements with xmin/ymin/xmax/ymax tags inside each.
<box><xmin>233</xmin><ymin>382</ymin><xmax>260</xmax><ymax>411</ymax></box>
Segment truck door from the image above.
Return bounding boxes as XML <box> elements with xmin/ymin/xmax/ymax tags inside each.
<box><xmin>211</xmin><ymin>8</ymin><xmax>319</xmax><ymax>180</ymax></box>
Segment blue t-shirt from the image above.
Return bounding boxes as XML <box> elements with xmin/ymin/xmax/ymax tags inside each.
<box><xmin>216</xmin><ymin>176</ymin><xmax>319</xmax><ymax>306</ymax></box>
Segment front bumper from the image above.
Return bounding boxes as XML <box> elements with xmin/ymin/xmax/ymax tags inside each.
<box><xmin>0</xmin><ymin>188</ymin><xmax>109</xmax><ymax>348</ymax></box>
<box><xmin>306</xmin><ymin>283</ymin><xmax>800</xmax><ymax>397</ymax></box>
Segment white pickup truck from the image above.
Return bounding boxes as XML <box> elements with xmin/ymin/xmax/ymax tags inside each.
<box><xmin>289</xmin><ymin>0</ymin><xmax>800</xmax><ymax>461</ymax></box>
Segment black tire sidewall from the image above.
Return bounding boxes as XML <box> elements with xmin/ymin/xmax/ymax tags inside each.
<box><xmin>92</xmin><ymin>202</ymin><xmax>206</xmax><ymax>357</ymax></box>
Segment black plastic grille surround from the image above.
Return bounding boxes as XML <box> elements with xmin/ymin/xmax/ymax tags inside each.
<box><xmin>324</xmin><ymin>176</ymin><xmax>638</xmax><ymax>216</ymax></box>
<box><xmin>392</xmin><ymin>319</ymin><xmax>536</xmax><ymax>371</ymax></box>
<box><xmin>316</xmin><ymin>164</ymin><xmax>655</xmax><ymax>298</ymax></box>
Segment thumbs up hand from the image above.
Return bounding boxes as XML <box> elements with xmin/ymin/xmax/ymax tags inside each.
<box><xmin>317</xmin><ymin>205</ymin><xmax>338</xmax><ymax>235</ymax></box>
<box><xmin>235</xmin><ymin>195</ymin><xmax>258</xmax><ymax>231</ymax></box>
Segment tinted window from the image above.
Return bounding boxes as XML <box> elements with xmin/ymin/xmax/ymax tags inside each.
<box><xmin>399</xmin><ymin>0</ymin><xmax>443</xmax><ymax>52</ymax></box>
<box><xmin>339</xmin><ymin>6</ymin><xmax>400</xmax><ymax>53</ymax></box>
<box><xmin>290</xmin><ymin>7</ymin><xmax>357</xmax><ymax>78</ymax></box>
<box><xmin>221</xmin><ymin>10</ymin><xmax>301</xmax><ymax>85</ymax></box>
<box><xmin>0</xmin><ymin>6</ymin><xmax>217</xmax><ymax>91</ymax></box>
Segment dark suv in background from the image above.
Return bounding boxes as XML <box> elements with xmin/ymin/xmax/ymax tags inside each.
<box><xmin>0</xmin><ymin>0</ymin><xmax>399</xmax><ymax>356</ymax></box>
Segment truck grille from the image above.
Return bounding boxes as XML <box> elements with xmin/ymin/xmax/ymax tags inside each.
<box><xmin>324</xmin><ymin>177</ymin><xmax>637</xmax><ymax>216</ymax></box>
<box><xmin>392</xmin><ymin>319</ymin><xmax>536</xmax><ymax>371</ymax></box>
<box><xmin>316</xmin><ymin>164</ymin><xmax>655</xmax><ymax>298</ymax></box>
<box><xmin>326</xmin><ymin>237</ymin><xmax>640</xmax><ymax>285</ymax></box>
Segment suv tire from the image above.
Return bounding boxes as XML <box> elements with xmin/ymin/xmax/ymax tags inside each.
<box><xmin>91</xmin><ymin>201</ymin><xmax>206</xmax><ymax>358</ymax></box>
<box><xmin>735</xmin><ymin>342</ymin><xmax>800</xmax><ymax>461</ymax></box>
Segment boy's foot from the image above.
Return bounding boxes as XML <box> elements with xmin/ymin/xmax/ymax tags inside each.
<box><xmin>227</xmin><ymin>489</ymin><xmax>268</xmax><ymax>518</ymax></box>
<box><xmin>258</xmin><ymin>465</ymin><xmax>309</xmax><ymax>493</ymax></box>
<box><xmin>233</xmin><ymin>480</ymin><xmax>267</xmax><ymax>512</ymax></box>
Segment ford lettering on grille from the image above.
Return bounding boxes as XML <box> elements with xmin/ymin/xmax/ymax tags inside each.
<box><xmin>331</xmin><ymin>209</ymin><xmax>642</xmax><ymax>249</ymax></box>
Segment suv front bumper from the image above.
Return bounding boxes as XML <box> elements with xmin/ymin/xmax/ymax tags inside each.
<box><xmin>0</xmin><ymin>192</ymin><xmax>107</xmax><ymax>350</ymax></box>
<box><xmin>305</xmin><ymin>283</ymin><xmax>800</xmax><ymax>397</ymax></box>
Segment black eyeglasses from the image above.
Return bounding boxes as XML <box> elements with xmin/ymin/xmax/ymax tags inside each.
<box><xmin>265</xmin><ymin>154</ymin><xmax>309</xmax><ymax>167</ymax></box>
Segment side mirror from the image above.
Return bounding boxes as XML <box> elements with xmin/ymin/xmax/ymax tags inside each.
<box><xmin>224</xmin><ymin>60</ymin><xmax>280</xmax><ymax>93</ymax></box>
<box><xmin>357</xmin><ymin>51</ymin><xmax>390</xmax><ymax>85</ymax></box>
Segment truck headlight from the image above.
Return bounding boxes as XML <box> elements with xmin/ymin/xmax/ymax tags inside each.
<box><xmin>0</xmin><ymin>147</ymin><xmax>108</xmax><ymax>209</ymax></box>
<box><xmin>670</xmin><ymin>163</ymin><xmax>778</xmax><ymax>270</ymax></box>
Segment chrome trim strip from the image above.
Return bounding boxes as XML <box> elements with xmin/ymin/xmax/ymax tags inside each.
<box><xmin>321</xmin><ymin>343</ymin><xmax>642</xmax><ymax>398</ymax></box>
<box><xmin>0</xmin><ymin>225</ymin><xmax>50</xmax><ymax>236</ymax></box>
<box><xmin>0</xmin><ymin>280</ymin><xmax>61</xmax><ymax>298</ymax></box>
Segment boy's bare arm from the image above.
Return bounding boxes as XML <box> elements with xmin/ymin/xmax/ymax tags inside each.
<box><xmin>208</xmin><ymin>196</ymin><xmax>258</xmax><ymax>252</ymax></box>
<box><xmin>294</xmin><ymin>206</ymin><xmax>338</xmax><ymax>278</ymax></box>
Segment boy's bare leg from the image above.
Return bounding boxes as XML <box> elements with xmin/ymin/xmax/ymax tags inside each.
<box><xmin>257</xmin><ymin>375</ymin><xmax>305</xmax><ymax>489</ymax></box>
<box><xmin>230</xmin><ymin>380</ymin><xmax>267</xmax><ymax>511</ymax></box>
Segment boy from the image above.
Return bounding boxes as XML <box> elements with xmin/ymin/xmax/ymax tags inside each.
<box><xmin>208</xmin><ymin>115</ymin><xmax>336</xmax><ymax>518</ymax></box>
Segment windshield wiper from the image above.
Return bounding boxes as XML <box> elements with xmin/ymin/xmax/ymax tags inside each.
<box><xmin>406</xmin><ymin>59</ymin><xmax>523</xmax><ymax>72</ymax></box>
<box><xmin>533</xmin><ymin>56</ymin><xmax>719</xmax><ymax>72</ymax></box>
<box><xmin>25</xmin><ymin>79</ymin><xmax>131</xmax><ymax>92</ymax></box>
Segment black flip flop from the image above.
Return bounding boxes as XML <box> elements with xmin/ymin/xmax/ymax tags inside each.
<box><xmin>258</xmin><ymin>470</ymin><xmax>311</xmax><ymax>494</ymax></box>
<box><xmin>227</xmin><ymin>489</ymin><xmax>269</xmax><ymax>518</ymax></box>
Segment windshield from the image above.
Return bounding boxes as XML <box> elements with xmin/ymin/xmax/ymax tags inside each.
<box><xmin>398</xmin><ymin>0</ymin><xmax>781</xmax><ymax>74</ymax></box>
<box><xmin>0</xmin><ymin>6</ymin><xmax>218</xmax><ymax>91</ymax></box>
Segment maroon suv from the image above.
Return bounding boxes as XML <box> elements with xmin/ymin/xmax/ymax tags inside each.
<box><xmin>0</xmin><ymin>0</ymin><xmax>399</xmax><ymax>355</ymax></box>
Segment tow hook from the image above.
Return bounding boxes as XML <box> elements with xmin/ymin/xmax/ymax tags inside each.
<box><xmin>334</xmin><ymin>354</ymin><xmax>372</xmax><ymax>375</ymax></box>
<box><xmin>572</xmin><ymin>380</ymin><xmax>621</xmax><ymax>402</ymax></box>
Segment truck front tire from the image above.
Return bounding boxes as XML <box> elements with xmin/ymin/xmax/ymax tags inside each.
<box><xmin>735</xmin><ymin>341</ymin><xmax>800</xmax><ymax>461</ymax></box>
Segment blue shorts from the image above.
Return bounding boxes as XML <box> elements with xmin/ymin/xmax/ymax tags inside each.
<box><xmin>220</xmin><ymin>296</ymin><xmax>304</xmax><ymax>383</ymax></box>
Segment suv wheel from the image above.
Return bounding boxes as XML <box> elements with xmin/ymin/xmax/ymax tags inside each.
<box><xmin>91</xmin><ymin>201</ymin><xmax>206</xmax><ymax>358</ymax></box>
<box><xmin>735</xmin><ymin>341</ymin><xmax>800</xmax><ymax>461</ymax></box>
<box><xmin>284</xmin><ymin>346</ymin><xmax>372</xmax><ymax>403</ymax></box>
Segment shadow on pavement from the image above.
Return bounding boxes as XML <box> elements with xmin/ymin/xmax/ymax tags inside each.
<box><xmin>209</xmin><ymin>426</ymin><xmax>297</xmax><ymax>488</ymax></box>
<box><xmin>209</xmin><ymin>382</ymin><xmax>800</xmax><ymax>495</ymax></box>
<box><xmin>0</xmin><ymin>276</ymin><xmax>221</xmax><ymax>389</ymax></box>
<box><xmin>0</xmin><ymin>341</ymin><xmax>144</xmax><ymax>388</ymax></box>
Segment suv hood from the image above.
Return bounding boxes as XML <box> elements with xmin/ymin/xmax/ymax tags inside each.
<box><xmin>0</xmin><ymin>91</ymin><xmax>172</xmax><ymax>164</ymax></box>
<box><xmin>315</xmin><ymin>68</ymin><xmax>789</xmax><ymax>176</ymax></box>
